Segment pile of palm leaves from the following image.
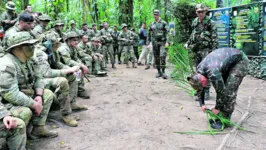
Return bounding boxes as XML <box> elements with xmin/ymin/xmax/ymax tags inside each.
<box><xmin>168</xmin><ymin>43</ymin><xmax>195</xmax><ymax>96</ymax></box>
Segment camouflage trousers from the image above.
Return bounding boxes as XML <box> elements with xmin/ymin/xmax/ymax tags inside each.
<box><xmin>7</xmin><ymin>89</ymin><xmax>54</xmax><ymax>126</ymax></box>
<box><xmin>81</xmin><ymin>53</ymin><xmax>93</xmax><ymax>74</ymax></box>
<box><xmin>43</xmin><ymin>77</ymin><xmax>72</xmax><ymax>116</ymax></box>
<box><xmin>0</xmin><ymin>117</ymin><xmax>26</xmax><ymax>150</ymax></box>
<box><xmin>152</xmin><ymin>42</ymin><xmax>167</xmax><ymax>70</ymax></box>
<box><xmin>122</xmin><ymin>46</ymin><xmax>136</xmax><ymax>63</ymax></box>
<box><xmin>102</xmin><ymin>44</ymin><xmax>115</xmax><ymax>65</ymax></box>
<box><xmin>216</xmin><ymin>53</ymin><xmax>249</xmax><ymax>118</ymax></box>
<box><xmin>91</xmin><ymin>55</ymin><xmax>102</xmax><ymax>74</ymax></box>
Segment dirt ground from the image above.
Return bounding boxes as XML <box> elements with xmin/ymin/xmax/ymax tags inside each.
<box><xmin>25</xmin><ymin>64</ymin><xmax>266</xmax><ymax>150</ymax></box>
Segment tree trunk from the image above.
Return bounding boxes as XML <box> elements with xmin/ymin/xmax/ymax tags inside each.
<box><xmin>216</xmin><ymin>0</ymin><xmax>223</xmax><ymax>8</ymax></box>
<box><xmin>119</xmin><ymin>0</ymin><xmax>133</xmax><ymax>27</ymax></box>
<box><xmin>82</xmin><ymin>0</ymin><xmax>88</xmax><ymax>23</ymax></box>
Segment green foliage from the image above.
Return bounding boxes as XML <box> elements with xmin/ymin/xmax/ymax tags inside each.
<box><xmin>168</xmin><ymin>43</ymin><xmax>195</xmax><ymax>96</ymax></box>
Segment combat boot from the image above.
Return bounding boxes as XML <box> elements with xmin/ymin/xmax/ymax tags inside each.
<box><xmin>161</xmin><ymin>73</ymin><xmax>168</xmax><ymax>79</ymax></box>
<box><xmin>156</xmin><ymin>72</ymin><xmax>162</xmax><ymax>78</ymax></box>
<box><xmin>126</xmin><ymin>61</ymin><xmax>130</xmax><ymax>68</ymax></box>
<box><xmin>62</xmin><ymin>115</ymin><xmax>78</xmax><ymax>127</ymax></box>
<box><xmin>71</xmin><ymin>102</ymin><xmax>88</xmax><ymax>111</ymax></box>
<box><xmin>31</xmin><ymin>125</ymin><xmax>58</xmax><ymax>139</ymax></box>
<box><xmin>112</xmin><ymin>63</ymin><xmax>116</xmax><ymax>69</ymax></box>
<box><xmin>78</xmin><ymin>91</ymin><xmax>90</xmax><ymax>99</ymax></box>
<box><xmin>132</xmin><ymin>62</ymin><xmax>137</xmax><ymax>68</ymax></box>
<box><xmin>95</xmin><ymin>71</ymin><xmax>107</xmax><ymax>77</ymax></box>
<box><xmin>145</xmin><ymin>65</ymin><xmax>150</xmax><ymax>70</ymax></box>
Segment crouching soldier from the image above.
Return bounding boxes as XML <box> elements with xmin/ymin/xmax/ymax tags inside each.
<box><xmin>0</xmin><ymin>32</ymin><xmax>57</xmax><ymax>138</ymax></box>
<box><xmin>33</xmin><ymin>32</ymin><xmax>88</xmax><ymax>127</ymax></box>
<box><xmin>187</xmin><ymin>48</ymin><xmax>249</xmax><ymax>129</ymax></box>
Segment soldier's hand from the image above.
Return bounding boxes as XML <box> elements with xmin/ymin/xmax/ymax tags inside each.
<box><xmin>201</xmin><ymin>105</ymin><xmax>207</xmax><ymax>113</ymax></box>
<box><xmin>3</xmin><ymin>116</ymin><xmax>17</xmax><ymax>130</ymax></box>
<box><xmin>147</xmin><ymin>45</ymin><xmax>150</xmax><ymax>50</ymax></box>
<box><xmin>165</xmin><ymin>43</ymin><xmax>169</xmax><ymax>48</ymax></box>
<box><xmin>81</xmin><ymin>65</ymin><xmax>89</xmax><ymax>74</ymax></box>
<box><xmin>34</xmin><ymin>96</ymin><xmax>43</xmax><ymax>106</ymax></box>
<box><xmin>32</xmin><ymin>101</ymin><xmax>43</xmax><ymax>116</ymax></box>
<box><xmin>71</xmin><ymin>66</ymin><xmax>80</xmax><ymax>73</ymax></box>
<box><xmin>212</xmin><ymin>108</ymin><xmax>220</xmax><ymax>114</ymax></box>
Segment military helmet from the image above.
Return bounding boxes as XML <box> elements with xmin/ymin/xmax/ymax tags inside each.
<box><xmin>121</xmin><ymin>23</ymin><xmax>127</xmax><ymax>29</ymax></box>
<box><xmin>153</xmin><ymin>10</ymin><xmax>160</xmax><ymax>15</ymax></box>
<box><xmin>54</xmin><ymin>20</ymin><xmax>64</xmax><ymax>26</ymax></box>
<box><xmin>39</xmin><ymin>14</ymin><xmax>51</xmax><ymax>21</ymax></box>
<box><xmin>64</xmin><ymin>31</ymin><xmax>79</xmax><ymax>41</ymax></box>
<box><xmin>6</xmin><ymin>32</ymin><xmax>38</xmax><ymax>52</ymax></box>
<box><xmin>6</xmin><ymin>1</ymin><xmax>16</xmax><ymax>10</ymax></box>
<box><xmin>195</xmin><ymin>3</ymin><xmax>208</xmax><ymax>12</ymax></box>
<box><xmin>70</xmin><ymin>20</ymin><xmax>75</xmax><ymax>25</ymax></box>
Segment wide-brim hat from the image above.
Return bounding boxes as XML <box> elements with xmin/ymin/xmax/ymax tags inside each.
<box><xmin>64</xmin><ymin>31</ymin><xmax>79</xmax><ymax>41</ymax></box>
<box><xmin>54</xmin><ymin>20</ymin><xmax>64</xmax><ymax>26</ymax></box>
<box><xmin>121</xmin><ymin>23</ymin><xmax>127</xmax><ymax>29</ymax></box>
<box><xmin>39</xmin><ymin>14</ymin><xmax>51</xmax><ymax>21</ymax></box>
<box><xmin>6</xmin><ymin>2</ymin><xmax>16</xmax><ymax>10</ymax></box>
<box><xmin>195</xmin><ymin>4</ymin><xmax>208</xmax><ymax>12</ymax></box>
<box><xmin>6</xmin><ymin>39</ymin><xmax>38</xmax><ymax>52</ymax></box>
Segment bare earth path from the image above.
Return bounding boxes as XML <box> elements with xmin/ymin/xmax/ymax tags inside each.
<box><xmin>27</xmin><ymin>64</ymin><xmax>266</xmax><ymax>150</ymax></box>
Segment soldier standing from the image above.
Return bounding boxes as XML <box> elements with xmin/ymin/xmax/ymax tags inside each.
<box><xmin>0</xmin><ymin>1</ymin><xmax>18</xmax><ymax>31</ymax></box>
<box><xmin>118</xmin><ymin>23</ymin><xmax>137</xmax><ymax>68</ymax></box>
<box><xmin>111</xmin><ymin>25</ymin><xmax>120</xmax><ymax>64</ymax></box>
<box><xmin>66</xmin><ymin>20</ymin><xmax>79</xmax><ymax>34</ymax></box>
<box><xmin>147</xmin><ymin>10</ymin><xmax>169</xmax><ymax>79</ymax></box>
<box><xmin>58</xmin><ymin>31</ymin><xmax>90</xmax><ymax>99</ymax></box>
<box><xmin>187</xmin><ymin>48</ymin><xmax>249</xmax><ymax>129</ymax></box>
<box><xmin>32</xmin><ymin>14</ymin><xmax>51</xmax><ymax>38</ymax></box>
<box><xmin>88</xmin><ymin>23</ymin><xmax>99</xmax><ymax>41</ymax></box>
<box><xmin>0</xmin><ymin>32</ymin><xmax>58</xmax><ymax>138</ymax></box>
<box><xmin>99</xmin><ymin>22</ymin><xmax>116</xmax><ymax>69</ymax></box>
<box><xmin>138</xmin><ymin>23</ymin><xmax>148</xmax><ymax>66</ymax></box>
<box><xmin>131</xmin><ymin>28</ymin><xmax>139</xmax><ymax>61</ymax></box>
<box><xmin>185</xmin><ymin>3</ymin><xmax>218</xmax><ymax>99</ymax></box>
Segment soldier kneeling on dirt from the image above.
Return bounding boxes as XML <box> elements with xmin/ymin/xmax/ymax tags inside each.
<box><xmin>187</xmin><ymin>48</ymin><xmax>249</xmax><ymax>129</ymax></box>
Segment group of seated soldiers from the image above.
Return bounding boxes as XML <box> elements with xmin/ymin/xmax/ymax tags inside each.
<box><xmin>0</xmin><ymin>1</ymin><xmax>140</xmax><ymax>150</ymax></box>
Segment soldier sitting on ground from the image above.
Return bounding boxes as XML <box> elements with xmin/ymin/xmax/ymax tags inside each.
<box><xmin>32</xmin><ymin>14</ymin><xmax>51</xmax><ymax>38</ymax></box>
<box><xmin>0</xmin><ymin>31</ymin><xmax>58</xmax><ymax>139</ymax></box>
<box><xmin>0</xmin><ymin>1</ymin><xmax>18</xmax><ymax>31</ymax></box>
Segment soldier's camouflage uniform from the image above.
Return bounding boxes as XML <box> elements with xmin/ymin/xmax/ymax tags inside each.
<box><xmin>0</xmin><ymin>53</ymin><xmax>53</xmax><ymax>126</ymax></box>
<box><xmin>88</xmin><ymin>29</ymin><xmax>99</xmax><ymax>41</ymax></box>
<box><xmin>0</xmin><ymin>10</ymin><xmax>17</xmax><ymax>31</ymax></box>
<box><xmin>99</xmin><ymin>28</ymin><xmax>115</xmax><ymax>66</ymax></box>
<box><xmin>78</xmin><ymin>42</ymin><xmax>102</xmax><ymax>74</ymax></box>
<box><xmin>0</xmin><ymin>102</ymin><xmax>26</xmax><ymax>150</ymax></box>
<box><xmin>196</xmin><ymin>48</ymin><xmax>249</xmax><ymax>118</ymax></box>
<box><xmin>186</xmin><ymin>16</ymin><xmax>218</xmax><ymax>66</ymax></box>
<box><xmin>88</xmin><ymin>40</ymin><xmax>106</xmax><ymax>70</ymax></box>
<box><xmin>147</xmin><ymin>18</ymin><xmax>169</xmax><ymax>75</ymax></box>
<box><xmin>32</xmin><ymin>43</ymin><xmax>78</xmax><ymax>116</ymax></box>
<box><xmin>77</xmin><ymin>42</ymin><xmax>93</xmax><ymax>72</ymax></box>
<box><xmin>131</xmin><ymin>31</ymin><xmax>139</xmax><ymax>60</ymax></box>
<box><xmin>118</xmin><ymin>30</ymin><xmax>136</xmax><ymax>64</ymax></box>
<box><xmin>58</xmin><ymin>43</ymin><xmax>86</xmax><ymax>95</ymax></box>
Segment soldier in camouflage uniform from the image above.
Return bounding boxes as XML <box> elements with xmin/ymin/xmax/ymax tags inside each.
<box><xmin>88</xmin><ymin>23</ymin><xmax>99</xmax><ymax>41</ymax></box>
<box><xmin>187</xmin><ymin>48</ymin><xmax>249</xmax><ymax>129</ymax></box>
<box><xmin>66</xmin><ymin>20</ymin><xmax>79</xmax><ymax>34</ymax></box>
<box><xmin>80</xmin><ymin>23</ymin><xmax>91</xmax><ymax>37</ymax></box>
<box><xmin>89</xmin><ymin>37</ymin><xmax>107</xmax><ymax>71</ymax></box>
<box><xmin>77</xmin><ymin>34</ymin><xmax>106</xmax><ymax>76</ymax></box>
<box><xmin>51</xmin><ymin>20</ymin><xmax>65</xmax><ymax>40</ymax></box>
<box><xmin>58</xmin><ymin>31</ymin><xmax>90</xmax><ymax>99</ymax></box>
<box><xmin>118</xmin><ymin>23</ymin><xmax>137</xmax><ymax>68</ymax></box>
<box><xmin>99</xmin><ymin>22</ymin><xmax>116</xmax><ymax>69</ymax></box>
<box><xmin>147</xmin><ymin>10</ymin><xmax>169</xmax><ymax>79</ymax></box>
<box><xmin>131</xmin><ymin>28</ymin><xmax>139</xmax><ymax>61</ymax></box>
<box><xmin>111</xmin><ymin>25</ymin><xmax>120</xmax><ymax>64</ymax></box>
<box><xmin>33</xmin><ymin>32</ymin><xmax>88</xmax><ymax>127</ymax></box>
<box><xmin>0</xmin><ymin>1</ymin><xmax>18</xmax><ymax>31</ymax></box>
<box><xmin>0</xmin><ymin>32</ymin><xmax>58</xmax><ymax>138</ymax></box>
<box><xmin>32</xmin><ymin>14</ymin><xmax>51</xmax><ymax>38</ymax></box>
<box><xmin>0</xmin><ymin>102</ymin><xmax>27</xmax><ymax>150</ymax></box>
<box><xmin>3</xmin><ymin>13</ymin><xmax>35</xmax><ymax>49</ymax></box>
<box><xmin>185</xmin><ymin>3</ymin><xmax>218</xmax><ymax>99</ymax></box>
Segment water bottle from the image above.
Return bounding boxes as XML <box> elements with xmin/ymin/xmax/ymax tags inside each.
<box><xmin>75</xmin><ymin>70</ymin><xmax>81</xmax><ymax>81</ymax></box>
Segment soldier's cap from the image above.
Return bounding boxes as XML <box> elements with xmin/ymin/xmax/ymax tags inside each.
<box><xmin>92</xmin><ymin>23</ymin><xmax>97</xmax><ymax>27</ymax></box>
<box><xmin>187</xmin><ymin>73</ymin><xmax>203</xmax><ymax>91</ymax></box>
<box><xmin>6</xmin><ymin>32</ymin><xmax>38</xmax><ymax>52</ymax></box>
<box><xmin>82</xmin><ymin>23</ymin><xmax>87</xmax><ymax>26</ymax></box>
<box><xmin>54</xmin><ymin>20</ymin><xmax>64</xmax><ymax>26</ymax></box>
<box><xmin>153</xmin><ymin>10</ymin><xmax>160</xmax><ymax>15</ymax></box>
<box><xmin>45</xmin><ymin>32</ymin><xmax>62</xmax><ymax>43</ymax></box>
<box><xmin>39</xmin><ymin>14</ymin><xmax>51</xmax><ymax>21</ymax></box>
<box><xmin>64</xmin><ymin>31</ymin><xmax>79</xmax><ymax>41</ymax></box>
<box><xmin>121</xmin><ymin>23</ymin><xmax>127</xmax><ymax>29</ymax></box>
<box><xmin>70</xmin><ymin>20</ymin><xmax>75</xmax><ymax>25</ymax></box>
<box><xmin>195</xmin><ymin>3</ymin><xmax>208</xmax><ymax>12</ymax></box>
<box><xmin>6</xmin><ymin>1</ymin><xmax>16</xmax><ymax>10</ymax></box>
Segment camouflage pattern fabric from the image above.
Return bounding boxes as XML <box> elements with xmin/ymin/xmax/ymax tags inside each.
<box><xmin>50</xmin><ymin>28</ymin><xmax>65</xmax><ymax>41</ymax></box>
<box><xmin>196</xmin><ymin>48</ymin><xmax>249</xmax><ymax>117</ymax></box>
<box><xmin>99</xmin><ymin>28</ymin><xmax>115</xmax><ymax>65</ymax></box>
<box><xmin>88</xmin><ymin>42</ymin><xmax>106</xmax><ymax>71</ymax></box>
<box><xmin>147</xmin><ymin>19</ymin><xmax>169</xmax><ymax>71</ymax></box>
<box><xmin>58</xmin><ymin>43</ymin><xmax>86</xmax><ymax>94</ymax></box>
<box><xmin>32</xmin><ymin>24</ymin><xmax>46</xmax><ymax>38</ymax></box>
<box><xmin>118</xmin><ymin>30</ymin><xmax>136</xmax><ymax>63</ymax></box>
<box><xmin>0</xmin><ymin>115</ymin><xmax>26</xmax><ymax>150</ymax></box>
<box><xmin>186</xmin><ymin>16</ymin><xmax>218</xmax><ymax>66</ymax></box>
<box><xmin>88</xmin><ymin>29</ymin><xmax>99</xmax><ymax>41</ymax></box>
<box><xmin>0</xmin><ymin>53</ymin><xmax>53</xmax><ymax>126</ymax></box>
<box><xmin>0</xmin><ymin>11</ymin><xmax>18</xmax><ymax>31</ymax></box>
